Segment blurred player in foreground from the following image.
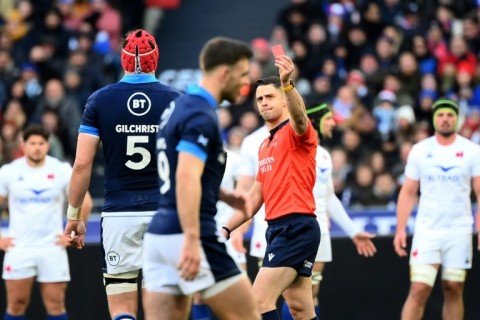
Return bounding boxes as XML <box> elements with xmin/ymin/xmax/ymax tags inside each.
<box><xmin>142</xmin><ymin>37</ymin><xmax>259</xmax><ymax>319</ymax></box>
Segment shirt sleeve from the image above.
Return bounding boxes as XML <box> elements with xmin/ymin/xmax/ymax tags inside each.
<box><xmin>289</xmin><ymin>121</ymin><xmax>317</xmax><ymax>148</ymax></box>
<box><xmin>470</xmin><ymin>144</ymin><xmax>480</xmax><ymax>177</ymax></box>
<box><xmin>176</xmin><ymin>110</ymin><xmax>218</xmax><ymax>162</ymax></box>
<box><xmin>78</xmin><ymin>92</ymin><xmax>100</xmax><ymax>137</ymax></box>
<box><xmin>0</xmin><ymin>165</ymin><xmax>9</xmax><ymax>197</ymax></box>
<box><xmin>237</xmin><ymin>137</ymin><xmax>259</xmax><ymax>177</ymax></box>
<box><xmin>404</xmin><ymin>144</ymin><xmax>420</xmax><ymax>181</ymax></box>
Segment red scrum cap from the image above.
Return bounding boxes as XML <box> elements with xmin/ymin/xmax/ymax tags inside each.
<box><xmin>121</xmin><ymin>29</ymin><xmax>159</xmax><ymax>73</ymax></box>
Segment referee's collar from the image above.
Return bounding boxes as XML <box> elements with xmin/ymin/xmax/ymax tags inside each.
<box><xmin>185</xmin><ymin>84</ymin><xmax>217</xmax><ymax>109</ymax></box>
<box><xmin>120</xmin><ymin>74</ymin><xmax>158</xmax><ymax>83</ymax></box>
<box><xmin>269</xmin><ymin>119</ymin><xmax>289</xmax><ymax>141</ymax></box>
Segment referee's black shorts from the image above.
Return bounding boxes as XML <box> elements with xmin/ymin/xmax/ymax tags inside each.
<box><xmin>262</xmin><ymin>213</ymin><xmax>320</xmax><ymax>277</ymax></box>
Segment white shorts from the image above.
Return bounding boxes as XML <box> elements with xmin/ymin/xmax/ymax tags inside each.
<box><xmin>2</xmin><ymin>246</ymin><xmax>70</xmax><ymax>282</ymax></box>
<box><xmin>410</xmin><ymin>232</ymin><xmax>473</xmax><ymax>269</ymax></box>
<box><xmin>315</xmin><ymin>230</ymin><xmax>332</xmax><ymax>262</ymax></box>
<box><xmin>224</xmin><ymin>237</ymin><xmax>246</xmax><ymax>265</ymax></box>
<box><xmin>101</xmin><ymin>212</ymin><xmax>154</xmax><ymax>275</ymax></box>
<box><xmin>249</xmin><ymin>209</ymin><xmax>268</xmax><ymax>258</ymax></box>
<box><xmin>143</xmin><ymin>233</ymin><xmax>242</xmax><ymax>296</ymax></box>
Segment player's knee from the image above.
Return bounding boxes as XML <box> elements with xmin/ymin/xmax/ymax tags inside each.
<box><xmin>7</xmin><ymin>295</ymin><xmax>30</xmax><ymax>314</ymax></box>
<box><xmin>441</xmin><ymin>268</ymin><xmax>466</xmax><ymax>283</ymax></box>
<box><xmin>410</xmin><ymin>264</ymin><xmax>438</xmax><ymax>287</ymax></box>
<box><xmin>104</xmin><ymin>271</ymin><xmax>138</xmax><ymax>295</ymax></box>
<box><xmin>311</xmin><ymin>271</ymin><xmax>322</xmax><ymax>286</ymax></box>
<box><xmin>285</xmin><ymin>299</ymin><xmax>308</xmax><ymax>319</ymax></box>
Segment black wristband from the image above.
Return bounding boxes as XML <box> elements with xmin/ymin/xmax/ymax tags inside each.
<box><xmin>222</xmin><ymin>226</ymin><xmax>231</xmax><ymax>240</ymax></box>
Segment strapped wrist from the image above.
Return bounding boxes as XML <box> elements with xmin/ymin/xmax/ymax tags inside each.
<box><xmin>67</xmin><ymin>205</ymin><xmax>82</xmax><ymax>221</ymax></box>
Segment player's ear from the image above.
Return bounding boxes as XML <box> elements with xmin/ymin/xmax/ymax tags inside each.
<box><xmin>219</xmin><ymin>65</ymin><xmax>230</xmax><ymax>82</ymax></box>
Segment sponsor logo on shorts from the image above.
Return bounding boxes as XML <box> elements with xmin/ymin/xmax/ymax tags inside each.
<box><xmin>303</xmin><ymin>260</ymin><xmax>313</xmax><ymax>269</ymax></box>
<box><xmin>106</xmin><ymin>251</ymin><xmax>120</xmax><ymax>266</ymax></box>
<box><xmin>268</xmin><ymin>253</ymin><xmax>275</xmax><ymax>261</ymax></box>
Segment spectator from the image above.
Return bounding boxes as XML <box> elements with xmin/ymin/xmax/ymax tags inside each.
<box><xmin>35</xmin><ymin>7</ymin><xmax>72</xmax><ymax>60</ymax></box>
<box><xmin>32</xmin><ymin>78</ymin><xmax>82</xmax><ymax>160</ymax></box>
<box><xmin>358</xmin><ymin>52</ymin><xmax>385</xmax><ymax>94</ymax></box>
<box><xmin>250</xmin><ymin>37</ymin><xmax>276</xmax><ymax>78</ymax></box>
<box><xmin>371</xmin><ymin>171</ymin><xmax>398</xmax><ymax>209</ymax></box>
<box><xmin>344</xmin><ymin>25</ymin><xmax>371</xmax><ymax>70</ymax></box>
<box><xmin>304</xmin><ymin>73</ymin><xmax>334</xmax><ymax>108</ymax></box>
<box><xmin>394</xmin><ymin>104</ymin><xmax>416</xmax><ymax>144</ymax></box>
<box><xmin>391</xmin><ymin>139</ymin><xmax>413</xmax><ymax>185</ymax></box>
<box><xmin>374</xmin><ymin>35</ymin><xmax>397</xmax><ymax>70</ymax></box>
<box><xmin>380</xmin><ymin>72</ymin><xmax>414</xmax><ymax>107</ymax></box>
<box><xmin>438</xmin><ymin>36</ymin><xmax>477</xmax><ymax>79</ymax></box>
<box><xmin>415</xmin><ymin>89</ymin><xmax>437</xmax><ymax>125</ymax></box>
<box><xmin>462</xmin><ymin>15</ymin><xmax>480</xmax><ymax>54</ymax></box>
<box><xmin>40</xmin><ymin>108</ymin><xmax>66</xmax><ymax>160</ymax></box>
<box><xmin>373</xmin><ymin>89</ymin><xmax>397</xmax><ymax>140</ymax></box>
<box><xmin>411</xmin><ymin>35</ymin><xmax>438</xmax><ymax>75</ymax></box>
<box><xmin>143</xmin><ymin>0</ymin><xmax>182</xmax><ymax>34</ymax></box>
<box><xmin>397</xmin><ymin>51</ymin><xmax>422</xmax><ymax>99</ymax></box>
<box><xmin>359</xmin><ymin>2</ymin><xmax>384</xmax><ymax>47</ymax></box>
<box><xmin>2</xmin><ymin>99</ymin><xmax>26</xmax><ymax>130</ymax></box>
<box><xmin>346</xmin><ymin>162</ymin><xmax>376</xmax><ymax>208</ymax></box>
<box><xmin>84</xmin><ymin>0</ymin><xmax>122</xmax><ymax>53</ymax></box>
<box><xmin>345</xmin><ymin>69</ymin><xmax>372</xmax><ymax>108</ymax></box>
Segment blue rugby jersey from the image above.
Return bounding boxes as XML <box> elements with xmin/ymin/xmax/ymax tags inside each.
<box><xmin>148</xmin><ymin>84</ymin><xmax>226</xmax><ymax>236</ymax></box>
<box><xmin>79</xmin><ymin>74</ymin><xmax>181</xmax><ymax>212</ymax></box>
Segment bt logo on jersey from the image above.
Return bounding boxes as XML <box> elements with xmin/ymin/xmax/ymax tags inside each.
<box><xmin>127</xmin><ymin>92</ymin><xmax>152</xmax><ymax>116</ymax></box>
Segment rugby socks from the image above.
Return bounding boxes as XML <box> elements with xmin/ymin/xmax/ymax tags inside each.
<box><xmin>4</xmin><ymin>314</ymin><xmax>26</xmax><ymax>320</ymax></box>
<box><xmin>191</xmin><ymin>304</ymin><xmax>212</xmax><ymax>320</ymax></box>
<box><xmin>112</xmin><ymin>314</ymin><xmax>135</xmax><ymax>320</ymax></box>
<box><xmin>315</xmin><ymin>305</ymin><xmax>320</xmax><ymax>318</ymax></box>
<box><xmin>261</xmin><ymin>309</ymin><xmax>279</xmax><ymax>320</ymax></box>
<box><xmin>281</xmin><ymin>301</ymin><xmax>293</xmax><ymax>320</ymax></box>
<box><xmin>3</xmin><ymin>312</ymin><xmax>27</xmax><ymax>320</ymax></box>
<box><xmin>47</xmin><ymin>314</ymin><xmax>68</xmax><ymax>320</ymax></box>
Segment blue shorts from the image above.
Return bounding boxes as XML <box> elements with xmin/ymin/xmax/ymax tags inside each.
<box><xmin>262</xmin><ymin>214</ymin><xmax>320</xmax><ymax>277</ymax></box>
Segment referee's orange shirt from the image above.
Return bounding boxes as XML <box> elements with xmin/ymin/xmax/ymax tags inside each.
<box><xmin>256</xmin><ymin>120</ymin><xmax>317</xmax><ymax>221</ymax></box>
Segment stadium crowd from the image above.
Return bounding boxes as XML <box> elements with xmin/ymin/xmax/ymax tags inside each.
<box><xmin>0</xmin><ymin>0</ymin><xmax>479</xmax><ymax>211</ymax></box>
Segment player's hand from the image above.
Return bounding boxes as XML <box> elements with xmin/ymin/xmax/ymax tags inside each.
<box><xmin>178</xmin><ymin>235</ymin><xmax>201</xmax><ymax>281</ymax></box>
<box><xmin>230</xmin><ymin>229</ymin><xmax>247</xmax><ymax>254</ymax></box>
<box><xmin>64</xmin><ymin>220</ymin><xmax>86</xmax><ymax>249</ymax></box>
<box><xmin>0</xmin><ymin>237</ymin><xmax>15</xmax><ymax>251</ymax></box>
<box><xmin>55</xmin><ymin>234</ymin><xmax>71</xmax><ymax>247</ymax></box>
<box><xmin>227</xmin><ymin>191</ymin><xmax>252</xmax><ymax>218</ymax></box>
<box><xmin>274</xmin><ymin>54</ymin><xmax>294</xmax><ymax>86</ymax></box>
<box><xmin>352</xmin><ymin>232</ymin><xmax>376</xmax><ymax>257</ymax></box>
<box><xmin>393</xmin><ymin>229</ymin><xmax>408</xmax><ymax>257</ymax></box>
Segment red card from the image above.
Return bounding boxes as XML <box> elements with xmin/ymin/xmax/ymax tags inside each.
<box><xmin>271</xmin><ymin>44</ymin><xmax>285</xmax><ymax>57</ymax></box>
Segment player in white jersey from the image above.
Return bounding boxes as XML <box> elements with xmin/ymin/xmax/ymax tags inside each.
<box><xmin>279</xmin><ymin>104</ymin><xmax>377</xmax><ymax>319</ymax></box>
<box><xmin>394</xmin><ymin>99</ymin><xmax>480</xmax><ymax>320</ymax></box>
<box><xmin>0</xmin><ymin>125</ymin><xmax>92</xmax><ymax>320</ymax></box>
<box><xmin>235</xmin><ymin>125</ymin><xmax>269</xmax><ymax>261</ymax></box>
<box><xmin>191</xmin><ymin>150</ymin><xmax>248</xmax><ymax>320</ymax></box>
